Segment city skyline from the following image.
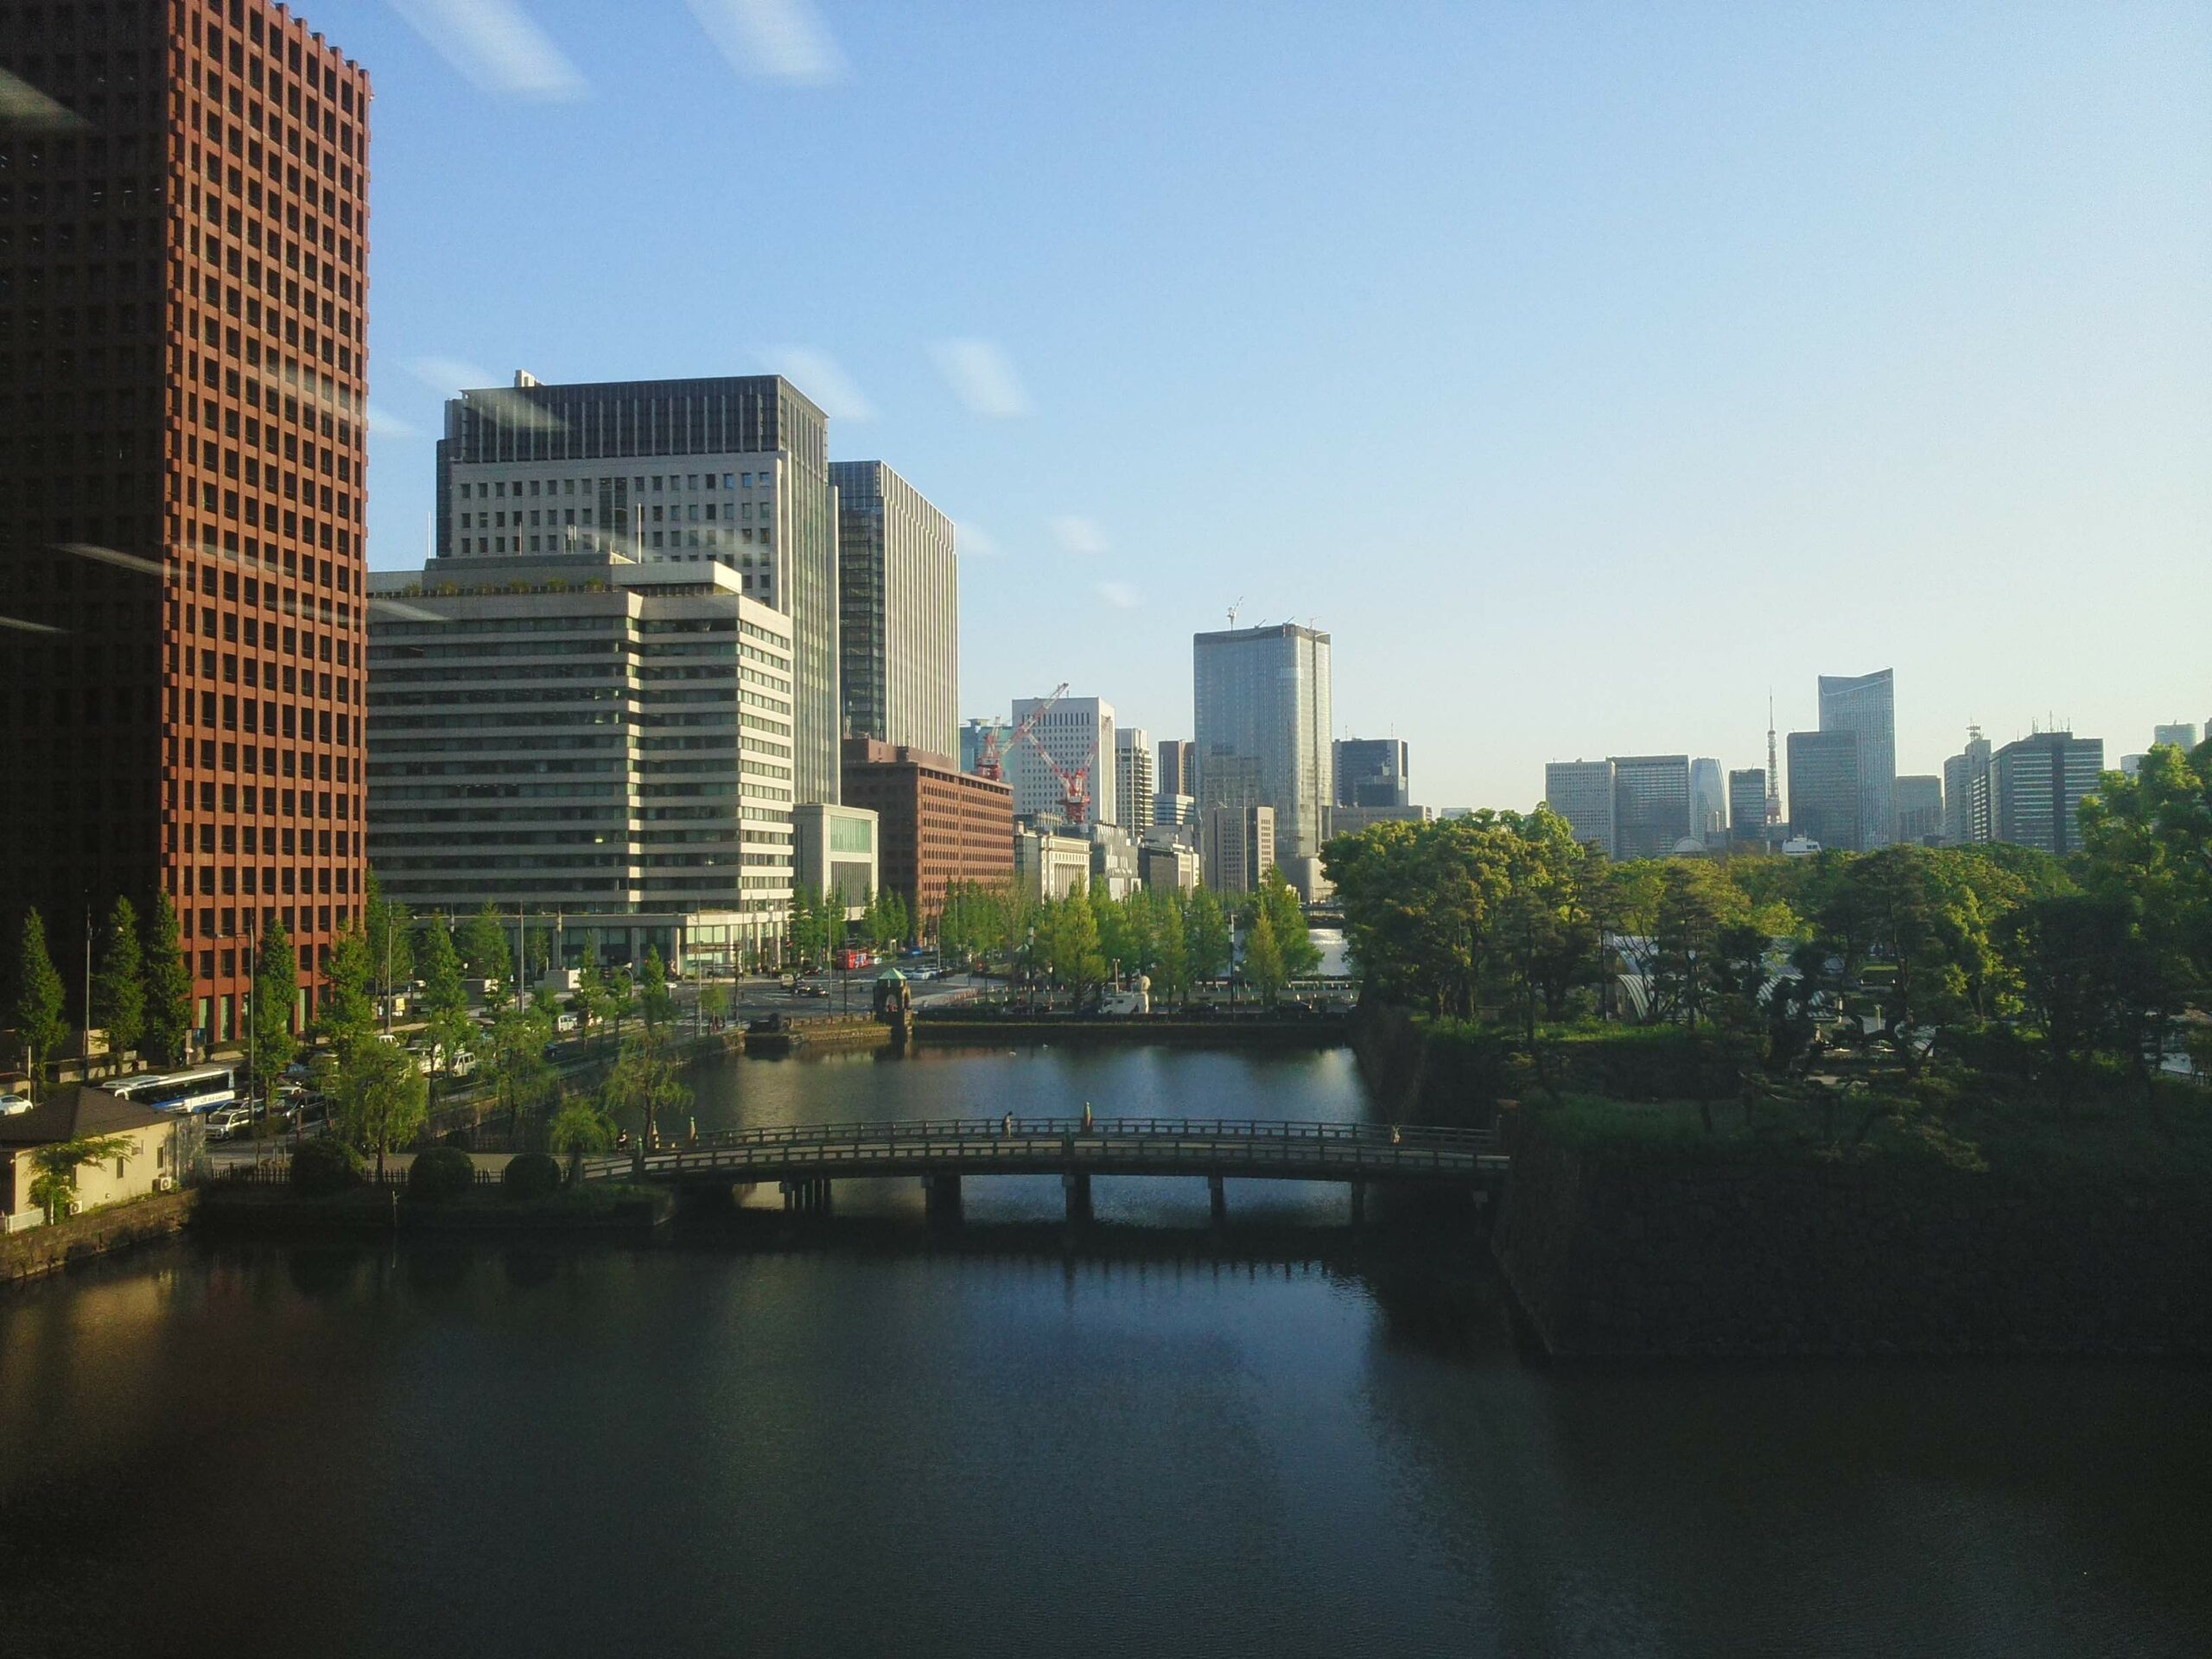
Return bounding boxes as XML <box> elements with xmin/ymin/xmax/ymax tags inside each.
<box><xmin>321</xmin><ymin>1</ymin><xmax>2208</xmax><ymax>813</ymax></box>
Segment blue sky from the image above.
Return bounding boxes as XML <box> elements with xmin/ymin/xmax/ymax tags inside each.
<box><xmin>333</xmin><ymin>0</ymin><xmax>2211</xmax><ymax>809</ymax></box>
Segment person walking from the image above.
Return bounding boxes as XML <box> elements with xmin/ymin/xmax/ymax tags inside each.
<box><xmin>1082</xmin><ymin>1101</ymin><xmax>1094</xmax><ymax>1133</ymax></box>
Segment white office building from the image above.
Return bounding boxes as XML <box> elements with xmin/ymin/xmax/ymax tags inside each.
<box><xmin>1114</xmin><ymin>728</ymin><xmax>1154</xmax><ymax>836</ymax></box>
<box><xmin>1007</xmin><ymin>695</ymin><xmax>1116</xmax><ymax>828</ymax></box>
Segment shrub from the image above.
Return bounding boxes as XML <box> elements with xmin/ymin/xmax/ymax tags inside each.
<box><xmin>408</xmin><ymin>1145</ymin><xmax>479</xmax><ymax>1203</ymax></box>
<box><xmin>500</xmin><ymin>1152</ymin><xmax>563</xmax><ymax>1200</ymax></box>
<box><xmin>289</xmin><ymin>1136</ymin><xmax>364</xmax><ymax>1197</ymax></box>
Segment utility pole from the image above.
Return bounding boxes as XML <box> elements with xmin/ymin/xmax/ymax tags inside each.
<box><xmin>382</xmin><ymin>906</ymin><xmax>394</xmax><ymax>1036</ymax></box>
<box><xmin>83</xmin><ymin>896</ymin><xmax>92</xmax><ymax>1079</ymax></box>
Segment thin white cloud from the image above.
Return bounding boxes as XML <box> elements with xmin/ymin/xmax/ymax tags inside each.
<box><xmin>0</xmin><ymin>67</ymin><xmax>87</xmax><ymax>131</ymax></box>
<box><xmin>408</xmin><ymin>357</ymin><xmax>565</xmax><ymax>431</ymax></box>
<box><xmin>391</xmin><ymin>0</ymin><xmax>586</xmax><ymax>101</ymax></box>
<box><xmin>764</xmin><ymin>347</ymin><xmax>874</xmax><ymax>421</ymax></box>
<box><xmin>0</xmin><ymin>613</ymin><xmax>68</xmax><ymax>635</ymax></box>
<box><xmin>366</xmin><ymin>404</ymin><xmax>421</xmax><ymax>438</ymax></box>
<box><xmin>408</xmin><ymin>356</ymin><xmax>497</xmax><ymax>394</ymax></box>
<box><xmin>960</xmin><ymin>524</ymin><xmax>1000</xmax><ymax>559</ymax></box>
<box><xmin>1051</xmin><ymin>517</ymin><xmax>1108</xmax><ymax>556</ymax></box>
<box><xmin>54</xmin><ymin>542</ymin><xmax>168</xmax><ymax>580</ymax></box>
<box><xmin>931</xmin><ymin>339</ymin><xmax>1032</xmax><ymax>418</ymax></box>
<box><xmin>1094</xmin><ymin>581</ymin><xmax>1141</xmax><ymax>611</ymax></box>
<box><xmin>687</xmin><ymin>0</ymin><xmax>847</xmax><ymax>85</ymax></box>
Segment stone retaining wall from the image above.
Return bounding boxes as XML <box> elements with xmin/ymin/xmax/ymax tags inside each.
<box><xmin>1493</xmin><ymin>1127</ymin><xmax>2212</xmax><ymax>1357</ymax></box>
<box><xmin>1</xmin><ymin>1191</ymin><xmax>199</xmax><ymax>1285</ymax></box>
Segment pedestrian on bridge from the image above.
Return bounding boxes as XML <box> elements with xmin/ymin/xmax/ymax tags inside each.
<box><xmin>1002</xmin><ymin>1112</ymin><xmax>1014</xmax><ymax>1137</ymax></box>
<box><xmin>1082</xmin><ymin>1101</ymin><xmax>1093</xmax><ymax>1133</ymax></box>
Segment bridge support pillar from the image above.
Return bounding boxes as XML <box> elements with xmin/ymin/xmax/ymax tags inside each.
<box><xmin>781</xmin><ymin>1178</ymin><xmax>833</xmax><ymax>1215</ymax></box>
<box><xmin>1208</xmin><ymin>1173</ymin><xmax>1227</xmax><ymax>1226</ymax></box>
<box><xmin>1349</xmin><ymin>1180</ymin><xmax>1366</xmax><ymax>1226</ymax></box>
<box><xmin>1063</xmin><ymin>1170</ymin><xmax>1092</xmax><ymax>1224</ymax></box>
<box><xmin>924</xmin><ymin>1172</ymin><xmax>963</xmax><ymax>1223</ymax></box>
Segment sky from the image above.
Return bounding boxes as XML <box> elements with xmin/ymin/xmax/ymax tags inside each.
<box><xmin>329</xmin><ymin>0</ymin><xmax>2212</xmax><ymax>810</ymax></box>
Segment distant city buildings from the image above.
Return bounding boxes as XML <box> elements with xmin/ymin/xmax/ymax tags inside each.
<box><xmin>1787</xmin><ymin>730</ymin><xmax>1861</xmax><ymax>852</ymax></box>
<box><xmin>1818</xmin><ymin>669</ymin><xmax>1897</xmax><ymax>851</ymax></box>
<box><xmin>1138</xmin><ymin>842</ymin><xmax>1201</xmax><ymax>895</ymax></box>
<box><xmin>958</xmin><ymin>718</ymin><xmax>997</xmax><ymax>777</ymax></box>
<box><xmin>1542</xmin><ymin>760</ymin><xmax>1617</xmax><ymax>857</ymax></box>
<box><xmin>1007</xmin><ymin>696</ymin><xmax>1116</xmax><ymax>827</ymax></box>
<box><xmin>1988</xmin><ymin>732</ymin><xmax>2103</xmax><ymax>856</ymax></box>
<box><xmin>2154</xmin><ymin>722</ymin><xmax>2201</xmax><ymax>752</ymax></box>
<box><xmin>1157</xmin><ymin>739</ymin><xmax>1197</xmax><ymax>799</ymax></box>
<box><xmin>1611</xmin><ymin>755</ymin><xmax>1693</xmax><ymax>860</ymax></box>
<box><xmin>1193</xmin><ymin>624</ymin><xmax>1332</xmax><ymax>896</ymax></box>
<box><xmin>1334</xmin><ymin>739</ymin><xmax>1410</xmax><ymax>809</ymax></box>
<box><xmin>1203</xmin><ymin>804</ymin><xmax>1277</xmax><ymax>898</ymax></box>
<box><xmin>1689</xmin><ymin>758</ymin><xmax>1726</xmax><ymax>846</ymax></box>
<box><xmin>434</xmin><ymin>372</ymin><xmax>842</xmax><ymax>805</ymax></box>
<box><xmin>1334</xmin><ymin>805</ymin><xmax>1434</xmax><ymax>835</ymax></box>
<box><xmin>1894</xmin><ymin>775</ymin><xmax>1944</xmax><ymax>844</ymax></box>
<box><xmin>830</xmin><ymin>461</ymin><xmax>957</xmax><ymax>760</ymax></box>
<box><xmin>1014</xmin><ymin>823</ymin><xmax>1090</xmax><ymax>901</ymax></box>
<box><xmin>1114</xmin><ymin>728</ymin><xmax>1155</xmax><ymax>836</ymax></box>
<box><xmin>1943</xmin><ymin>727</ymin><xmax>1993</xmax><ymax>845</ymax></box>
<box><xmin>1726</xmin><ymin>768</ymin><xmax>1770</xmax><ymax>849</ymax></box>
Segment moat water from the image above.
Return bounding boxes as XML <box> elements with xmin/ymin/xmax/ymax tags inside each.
<box><xmin>3</xmin><ymin>1046</ymin><xmax>2207</xmax><ymax>1657</ymax></box>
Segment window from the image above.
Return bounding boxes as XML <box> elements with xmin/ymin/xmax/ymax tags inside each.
<box><xmin>652</xmin><ymin>476</ymin><xmax>663</xmax><ymax>491</ymax></box>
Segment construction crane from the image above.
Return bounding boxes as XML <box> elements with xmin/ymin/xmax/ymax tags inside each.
<box><xmin>982</xmin><ymin>683</ymin><xmax>1095</xmax><ymax>824</ymax></box>
<box><xmin>974</xmin><ymin>682</ymin><xmax>1067</xmax><ymax>783</ymax></box>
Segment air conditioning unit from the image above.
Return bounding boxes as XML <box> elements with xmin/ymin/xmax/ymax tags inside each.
<box><xmin>154</xmin><ymin>1173</ymin><xmax>175</xmax><ymax>1193</ymax></box>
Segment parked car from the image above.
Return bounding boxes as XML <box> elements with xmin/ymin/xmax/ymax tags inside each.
<box><xmin>207</xmin><ymin>1104</ymin><xmax>253</xmax><ymax>1139</ymax></box>
<box><xmin>0</xmin><ymin>1092</ymin><xmax>33</xmax><ymax>1116</ymax></box>
<box><xmin>555</xmin><ymin>1012</ymin><xmax>580</xmax><ymax>1033</ymax></box>
<box><xmin>296</xmin><ymin>1098</ymin><xmax>332</xmax><ymax>1136</ymax></box>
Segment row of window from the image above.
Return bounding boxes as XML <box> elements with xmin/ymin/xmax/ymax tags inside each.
<box><xmin>460</xmin><ymin>500</ymin><xmax>768</xmax><ymax>528</ymax></box>
<box><xmin>456</xmin><ymin>472</ymin><xmax>773</xmax><ymax>498</ymax></box>
<box><xmin>173</xmin><ymin>740</ymin><xmax>346</xmax><ymax>784</ymax></box>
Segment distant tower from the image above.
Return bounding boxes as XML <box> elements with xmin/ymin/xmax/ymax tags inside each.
<box><xmin>1764</xmin><ymin>694</ymin><xmax>1783</xmax><ymax>827</ymax></box>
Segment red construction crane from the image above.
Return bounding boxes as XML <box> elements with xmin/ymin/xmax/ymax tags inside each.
<box><xmin>982</xmin><ymin>683</ymin><xmax>1093</xmax><ymax>824</ymax></box>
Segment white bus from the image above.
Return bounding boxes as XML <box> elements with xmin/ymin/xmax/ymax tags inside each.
<box><xmin>108</xmin><ymin>1066</ymin><xmax>238</xmax><ymax>1116</ymax></box>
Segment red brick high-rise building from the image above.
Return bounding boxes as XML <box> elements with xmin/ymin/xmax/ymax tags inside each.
<box><xmin>0</xmin><ymin>0</ymin><xmax>369</xmax><ymax>1047</ymax></box>
<box><xmin>841</xmin><ymin>739</ymin><xmax>1014</xmax><ymax>932</ymax></box>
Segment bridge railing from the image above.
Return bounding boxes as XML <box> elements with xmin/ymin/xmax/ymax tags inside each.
<box><xmin>577</xmin><ymin>1116</ymin><xmax>1500</xmax><ymax>1183</ymax></box>
<box><xmin>676</xmin><ymin>1116</ymin><xmax>1494</xmax><ymax>1154</ymax></box>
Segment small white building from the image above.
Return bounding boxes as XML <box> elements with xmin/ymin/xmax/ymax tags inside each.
<box><xmin>1014</xmin><ymin>823</ymin><xmax>1092</xmax><ymax>901</ymax></box>
<box><xmin>0</xmin><ymin>1086</ymin><xmax>191</xmax><ymax>1234</ymax></box>
<box><xmin>794</xmin><ymin>803</ymin><xmax>880</xmax><ymax>920</ymax></box>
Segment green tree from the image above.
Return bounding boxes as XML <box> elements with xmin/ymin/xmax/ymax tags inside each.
<box><xmin>362</xmin><ymin>868</ymin><xmax>415</xmax><ymax>1002</ymax></box>
<box><xmin>250</xmin><ymin>919</ymin><xmax>299</xmax><ymax>1110</ymax></box>
<box><xmin>639</xmin><ymin>946</ymin><xmax>675</xmax><ymax>1031</ymax></box>
<box><xmin>570</xmin><ymin>960</ymin><xmax>610</xmax><ymax>1046</ymax></box>
<box><xmin>334</xmin><ymin>1036</ymin><xmax>429</xmax><ymax>1179</ymax></box>
<box><xmin>1254</xmin><ymin>867</ymin><xmax>1320</xmax><ymax>979</ymax></box>
<box><xmin>699</xmin><ymin>982</ymin><xmax>731</xmax><ymax>1027</ymax></box>
<box><xmin>28</xmin><ymin>1135</ymin><xmax>137</xmax><ymax>1224</ymax></box>
<box><xmin>485</xmin><ymin>1002</ymin><xmax>557</xmax><ymax>1132</ymax></box>
<box><xmin>1648</xmin><ymin>861</ymin><xmax>1744</xmax><ymax>1031</ymax></box>
<box><xmin>13</xmin><ymin>909</ymin><xmax>69</xmax><ymax>1101</ymax></box>
<box><xmin>1045</xmin><ymin>883</ymin><xmax>1108</xmax><ymax>999</ymax></box>
<box><xmin>458</xmin><ymin>902</ymin><xmax>513</xmax><ymax>989</ymax></box>
<box><xmin>1185</xmin><ymin>887</ymin><xmax>1233</xmax><ymax>987</ymax></box>
<box><xmin>316</xmin><ymin>925</ymin><xmax>378</xmax><ymax>1063</ymax></box>
<box><xmin>139</xmin><ymin>891</ymin><xmax>194</xmax><ymax>1070</ymax></box>
<box><xmin>1150</xmin><ymin>891</ymin><xmax>1192</xmax><ymax>1006</ymax></box>
<box><xmin>414</xmin><ymin>919</ymin><xmax>472</xmax><ymax>1099</ymax></box>
<box><xmin>1243</xmin><ymin>906</ymin><xmax>1287</xmax><ymax>1007</ymax></box>
<box><xmin>604</xmin><ymin>1022</ymin><xmax>690</xmax><ymax>1150</ymax></box>
<box><xmin>548</xmin><ymin>1096</ymin><xmax>616</xmax><ymax>1182</ymax></box>
<box><xmin>1815</xmin><ymin>846</ymin><xmax>1996</xmax><ymax>1071</ymax></box>
<box><xmin>90</xmin><ymin>896</ymin><xmax>145</xmax><ymax>1075</ymax></box>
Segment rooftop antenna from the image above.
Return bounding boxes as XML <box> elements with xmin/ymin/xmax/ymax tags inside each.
<box><xmin>1764</xmin><ymin>692</ymin><xmax>1782</xmax><ymax>828</ymax></box>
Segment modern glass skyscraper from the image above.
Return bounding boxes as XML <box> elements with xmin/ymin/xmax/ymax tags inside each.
<box><xmin>1818</xmin><ymin>669</ymin><xmax>1897</xmax><ymax>850</ymax></box>
<box><xmin>1689</xmin><ymin>758</ymin><xmax>1726</xmax><ymax>845</ymax></box>
<box><xmin>1788</xmin><ymin>730</ymin><xmax>1861</xmax><ymax>851</ymax></box>
<box><xmin>1610</xmin><ymin>755</ymin><xmax>1691</xmax><ymax>860</ymax></box>
<box><xmin>1727</xmin><ymin>769</ymin><xmax>1769</xmax><ymax>845</ymax></box>
<box><xmin>0</xmin><ymin>0</ymin><xmax>372</xmax><ymax>1043</ymax></box>
<box><xmin>1193</xmin><ymin>625</ymin><xmax>1333</xmax><ymax>887</ymax></box>
<box><xmin>1943</xmin><ymin>727</ymin><xmax>1993</xmax><ymax>844</ymax></box>
<box><xmin>435</xmin><ymin>374</ymin><xmax>841</xmax><ymax>805</ymax></box>
<box><xmin>1894</xmin><ymin>775</ymin><xmax>1944</xmax><ymax>843</ymax></box>
<box><xmin>829</xmin><ymin>461</ymin><xmax>957</xmax><ymax>760</ymax></box>
<box><xmin>1542</xmin><ymin>760</ymin><xmax>1617</xmax><ymax>857</ymax></box>
<box><xmin>1334</xmin><ymin>739</ymin><xmax>1410</xmax><ymax>809</ymax></box>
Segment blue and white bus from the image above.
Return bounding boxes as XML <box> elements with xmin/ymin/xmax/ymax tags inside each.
<box><xmin>107</xmin><ymin>1066</ymin><xmax>238</xmax><ymax>1116</ymax></box>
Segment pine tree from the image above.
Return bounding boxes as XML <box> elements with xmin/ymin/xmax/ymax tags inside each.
<box><xmin>91</xmin><ymin>896</ymin><xmax>145</xmax><ymax>1074</ymax></box>
<box><xmin>13</xmin><ymin>909</ymin><xmax>69</xmax><ymax>1100</ymax></box>
<box><xmin>459</xmin><ymin>901</ymin><xmax>513</xmax><ymax>988</ymax></box>
<box><xmin>139</xmin><ymin>891</ymin><xmax>194</xmax><ymax>1068</ymax></box>
<box><xmin>317</xmin><ymin>925</ymin><xmax>378</xmax><ymax>1062</ymax></box>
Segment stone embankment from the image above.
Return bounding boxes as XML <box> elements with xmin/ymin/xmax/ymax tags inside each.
<box><xmin>1</xmin><ymin>1191</ymin><xmax>198</xmax><ymax>1285</ymax></box>
<box><xmin>1492</xmin><ymin>1126</ymin><xmax>2212</xmax><ymax>1357</ymax></box>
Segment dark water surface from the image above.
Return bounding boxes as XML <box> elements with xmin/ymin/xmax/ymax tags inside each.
<box><xmin>3</xmin><ymin>1047</ymin><xmax>2208</xmax><ymax>1658</ymax></box>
